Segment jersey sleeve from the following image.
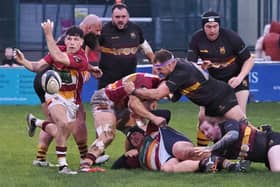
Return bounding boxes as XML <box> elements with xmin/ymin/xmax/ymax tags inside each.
<box><xmin>43</xmin><ymin>53</ymin><xmax>53</xmax><ymax>65</ymax></box>
<box><xmin>165</xmin><ymin>67</ymin><xmax>188</xmax><ymax>93</ymax></box>
<box><xmin>227</xmin><ymin>30</ymin><xmax>251</xmax><ymax>64</ymax></box>
<box><xmin>187</xmin><ymin>33</ymin><xmax>199</xmax><ymax>62</ymax></box>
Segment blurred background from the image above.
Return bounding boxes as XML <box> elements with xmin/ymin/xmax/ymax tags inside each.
<box><xmin>0</xmin><ymin>0</ymin><xmax>279</xmax><ymax>61</ymax></box>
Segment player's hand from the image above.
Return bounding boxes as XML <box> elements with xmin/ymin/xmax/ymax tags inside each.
<box><xmin>193</xmin><ymin>147</ymin><xmax>212</xmax><ymax>159</ymax></box>
<box><xmin>41</xmin><ymin>19</ymin><xmax>54</xmax><ymax>36</ymax></box>
<box><xmin>123</xmin><ymin>81</ymin><xmax>136</xmax><ymax>95</ymax></box>
<box><xmin>125</xmin><ymin>149</ymin><xmax>138</xmax><ymax>157</ymax></box>
<box><xmin>228</xmin><ymin>76</ymin><xmax>242</xmax><ymax>88</ymax></box>
<box><xmin>13</xmin><ymin>49</ymin><xmax>25</xmax><ymax>64</ymax></box>
<box><xmin>153</xmin><ymin>116</ymin><xmax>167</xmax><ymax>127</ymax></box>
<box><xmin>201</xmin><ymin>60</ymin><xmax>213</xmax><ymax>70</ymax></box>
<box><xmin>88</xmin><ymin>65</ymin><xmax>103</xmax><ymax>79</ymax></box>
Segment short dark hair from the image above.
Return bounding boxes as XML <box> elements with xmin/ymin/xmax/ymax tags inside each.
<box><xmin>154</xmin><ymin>49</ymin><xmax>174</xmax><ymax>64</ymax></box>
<box><xmin>112</xmin><ymin>3</ymin><xmax>128</xmax><ymax>12</ymax></box>
<box><xmin>65</xmin><ymin>26</ymin><xmax>84</xmax><ymax>38</ymax></box>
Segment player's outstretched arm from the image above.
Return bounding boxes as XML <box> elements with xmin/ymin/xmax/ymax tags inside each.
<box><xmin>14</xmin><ymin>49</ymin><xmax>48</xmax><ymax>72</ymax></box>
<box><xmin>41</xmin><ymin>19</ymin><xmax>69</xmax><ymax>66</ymax></box>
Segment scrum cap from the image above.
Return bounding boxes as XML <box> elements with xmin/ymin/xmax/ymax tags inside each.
<box><xmin>201</xmin><ymin>11</ymin><xmax>220</xmax><ymax>27</ymax></box>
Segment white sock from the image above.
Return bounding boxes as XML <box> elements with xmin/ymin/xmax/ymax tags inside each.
<box><xmin>35</xmin><ymin>119</ymin><xmax>44</xmax><ymax>127</ymax></box>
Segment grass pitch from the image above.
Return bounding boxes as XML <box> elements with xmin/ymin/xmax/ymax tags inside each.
<box><xmin>0</xmin><ymin>102</ymin><xmax>280</xmax><ymax>187</ymax></box>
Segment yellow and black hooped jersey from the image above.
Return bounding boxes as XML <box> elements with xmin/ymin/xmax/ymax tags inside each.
<box><xmin>98</xmin><ymin>21</ymin><xmax>146</xmax><ymax>88</ymax></box>
<box><xmin>217</xmin><ymin>120</ymin><xmax>270</xmax><ymax>163</ymax></box>
<box><xmin>187</xmin><ymin>28</ymin><xmax>251</xmax><ymax>82</ymax></box>
<box><xmin>165</xmin><ymin>59</ymin><xmax>233</xmax><ymax>107</ymax></box>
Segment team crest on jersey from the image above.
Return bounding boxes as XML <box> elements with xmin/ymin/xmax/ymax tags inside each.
<box><xmin>73</xmin><ymin>55</ymin><xmax>82</xmax><ymax>63</ymax></box>
<box><xmin>219</xmin><ymin>46</ymin><xmax>226</xmax><ymax>54</ymax></box>
<box><xmin>130</xmin><ymin>32</ymin><xmax>136</xmax><ymax>39</ymax></box>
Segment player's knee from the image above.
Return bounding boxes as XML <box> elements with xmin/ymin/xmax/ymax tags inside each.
<box><xmin>96</xmin><ymin>124</ymin><xmax>115</xmax><ymax>146</ymax></box>
<box><xmin>57</xmin><ymin>120</ymin><xmax>69</xmax><ymax>129</ymax></box>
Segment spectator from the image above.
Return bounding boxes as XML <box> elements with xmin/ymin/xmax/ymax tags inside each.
<box><xmin>1</xmin><ymin>47</ymin><xmax>20</xmax><ymax>67</ymax></box>
<box><xmin>262</xmin><ymin>21</ymin><xmax>280</xmax><ymax>61</ymax></box>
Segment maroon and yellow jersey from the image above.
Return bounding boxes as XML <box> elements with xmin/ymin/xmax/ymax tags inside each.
<box><xmin>43</xmin><ymin>45</ymin><xmax>88</xmax><ymax>104</ymax></box>
<box><xmin>105</xmin><ymin>73</ymin><xmax>160</xmax><ymax>103</ymax></box>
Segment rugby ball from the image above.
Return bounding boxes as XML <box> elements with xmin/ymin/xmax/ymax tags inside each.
<box><xmin>41</xmin><ymin>70</ymin><xmax>62</xmax><ymax>94</ymax></box>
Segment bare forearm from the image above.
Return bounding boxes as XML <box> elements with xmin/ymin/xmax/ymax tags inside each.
<box><xmin>238</xmin><ymin>56</ymin><xmax>254</xmax><ymax>80</ymax></box>
<box><xmin>45</xmin><ymin>35</ymin><xmax>69</xmax><ymax>65</ymax></box>
<box><xmin>18</xmin><ymin>59</ymin><xmax>42</xmax><ymax>72</ymax></box>
<box><xmin>134</xmin><ymin>88</ymin><xmax>163</xmax><ymax>100</ymax></box>
<box><xmin>145</xmin><ymin>52</ymin><xmax>154</xmax><ymax>63</ymax></box>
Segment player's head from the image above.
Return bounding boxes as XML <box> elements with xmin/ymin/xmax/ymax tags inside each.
<box><xmin>112</xmin><ymin>3</ymin><xmax>129</xmax><ymax>30</ymax></box>
<box><xmin>64</xmin><ymin>26</ymin><xmax>84</xmax><ymax>53</ymax></box>
<box><xmin>153</xmin><ymin>49</ymin><xmax>175</xmax><ymax>78</ymax></box>
<box><xmin>126</xmin><ymin>126</ymin><xmax>145</xmax><ymax>149</ymax></box>
<box><xmin>79</xmin><ymin>14</ymin><xmax>102</xmax><ymax>36</ymax></box>
<box><xmin>201</xmin><ymin>10</ymin><xmax>220</xmax><ymax>41</ymax></box>
<box><xmin>199</xmin><ymin>120</ymin><xmax>221</xmax><ymax>141</ymax></box>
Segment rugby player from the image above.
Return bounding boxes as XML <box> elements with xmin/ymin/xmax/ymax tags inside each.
<box><xmin>98</xmin><ymin>3</ymin><xmax>154</xmax><ymax>89</ymax></box>
<box><xmin>79</xmin><ymin>72</ymin><xmax>165</xmax><ymax>172</ymax></box>
<box><xmin>15</xmin><ymin>21</ymin><xmax>88</xmax><ymax>174</ymax></box>
<box><xmin>187</xmin><ymin>11</ymin><xmax>254</xmax><ymax>146</ymax></box>
<box><xmin>30</xmin><ymin>15</ymin><xmax>105</xmax><ymax>168</ymax></box>
<box><xmin>198</xmin><ymin>119</ymin><xmax>280</xmax><ymax>172</ymax></box>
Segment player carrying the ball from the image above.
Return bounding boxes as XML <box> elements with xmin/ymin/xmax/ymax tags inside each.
<box><xmin>14</xmin><ymin>19</ymin><xmax>101</xmax><ymax>174</ymax></box>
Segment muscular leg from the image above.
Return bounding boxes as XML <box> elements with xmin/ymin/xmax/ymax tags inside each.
<box><xmin>81</xmin><ymin>111</ymin><xmax>116</xmax><ymax>168</ymax></box>
<box><xmin>71</xmin><ymin>104</ymin><xmax>88</xmax><ymax>161</ymax></box>
<box><xmin>235</xmin><ymin>90</ymin><xmax>249</xmax><ymax>114</ymax></box>
<box><xmin>268</xmin><ymin>145</ymin><xmax>280</xmax><ymax>172</ymax></box>
<box><xmin>34</xmin><ymin>103</ymin><xmax>53</xmax><ymax>165</ymax></box>
<box><xmin>172</xmin><ymin>141</ymin><xmax>197</xmax><ymax>160</ymax></box>
<box><xmin>161</xmin><ymin>158</ymin><xmax>200</xmax><ymax>173</ymax></box>
<box><xmin>49</xmin><ymin>104</ymin><xmax>74</xmax><ymax>169</ymax></box>
<box><xmin>223</xmin><ymin>105</ymin><xmax>247</xmax><ymax>121</ymax></box>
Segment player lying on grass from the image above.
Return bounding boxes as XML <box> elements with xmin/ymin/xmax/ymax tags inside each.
<box><xmin>111</xmin><ymin>113</ymin><xmax>249</xmax><ymax>173</ymax></box>
<box><xmin>196</xmin><ymin>119</ymin><xmax>280</xmax><ymax>172</ymax></box>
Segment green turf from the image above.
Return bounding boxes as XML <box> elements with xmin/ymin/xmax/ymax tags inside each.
<box><xmin>0</xmin><ymin>102</ymin><xmax>279</xmax><ymax>187</ymax></box>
